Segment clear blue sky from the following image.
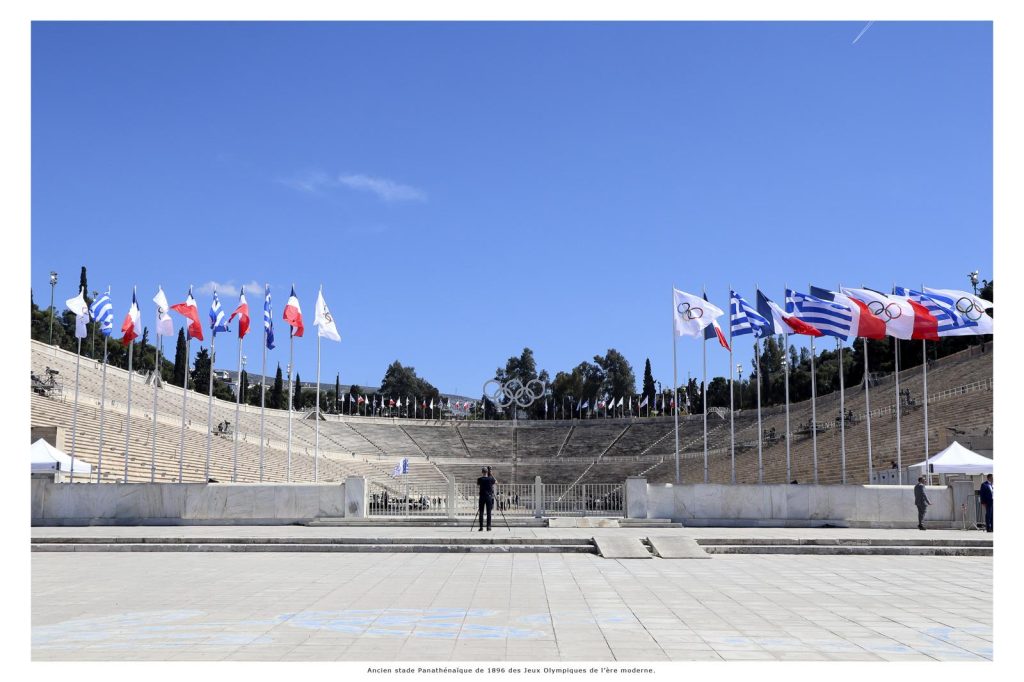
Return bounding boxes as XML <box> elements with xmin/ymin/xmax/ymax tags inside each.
<box><xmin>31</xmin><ymin>21</ymin><xmax>992</xmax><ymax>395</ymax></box>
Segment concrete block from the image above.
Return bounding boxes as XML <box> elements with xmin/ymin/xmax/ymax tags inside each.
<box><xmin>344</xmin><ymin>477</ymin><xmax>366</xmax><ymax>518</ymax></box>
<box><xmin>625</xmin><ymin>477</ymin><xmax>648</xmax><ymax>519</ymax></box>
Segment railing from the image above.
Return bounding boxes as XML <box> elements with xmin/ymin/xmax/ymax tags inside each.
<box><xmin>367</xmin><ymin>481</ymin><xmax>450</xmax><ymax>517</ymax></box>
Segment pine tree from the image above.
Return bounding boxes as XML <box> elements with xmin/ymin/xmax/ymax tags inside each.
<box><xmin>271</xmin><ymin>363</ymin><xmax>284</xmax><ymax>409</ymax></box>
<box><xmin>192</xmin><ymin>347</ymin><xmax>211</xmax><ymax>394</ymax></box>
<box><xmin>172</xmin><ymin>328</ymin><xmax>187</xmax><ymax>387</ymax></box>
<box><xmin>642</xmin><ymin>358</ymin><xmax>655</xmax><ymax>406</ymax></box>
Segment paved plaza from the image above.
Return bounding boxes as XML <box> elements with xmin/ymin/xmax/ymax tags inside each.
<box><xmin>32</xmin><ymin>526</ymin><xmax>992</xmax><ymax>662</ymax></box>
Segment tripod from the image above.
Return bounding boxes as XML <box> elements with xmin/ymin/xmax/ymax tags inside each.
<box><xmin>469</xmin><ymin>495</ymin><xmax>511</xmax><ymax>532</ymax></box>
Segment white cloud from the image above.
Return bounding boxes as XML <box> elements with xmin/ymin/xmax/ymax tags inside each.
<box><xmin>196</xmin><ymin>280</ymin><xmax>263</xmax><ymax>298</ymax></box>
<box><xmin>279</xmin><ymin>171</ymin><xmax>332</xmax><ymax>194</ymax></box>
<box><xmin>337</xmin><ymin>174</ymin><xmax>426</xmax><ymax>202</ymax></box>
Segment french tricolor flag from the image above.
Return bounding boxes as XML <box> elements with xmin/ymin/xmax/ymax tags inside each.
<box><xmin>229</xmin><ymin>288</ymin><xmax>251</xmax><ymax>339</ymax></box>
<box><xmin>757</xmin><ymin>290</ymin><xmax>822</xmax><ymax>337</ymax></box>
<box><xmin>120</xmin><ymin>289</ymin><xmax>142</xmax><ymax>346</ymax></box>
<box><xmin>283</xmin><ymin>285</ymin><xmax>304</xmax><ymax>337</ymax></box>
<box><xmin>170</xmin><ymin>286</ymin><xmax>204</xmax><ymax>341</ymax></box>
<box><xmin>702</xmin><ymin>293</ymin><xmax>730</xmax><ymax>349</ymax></box>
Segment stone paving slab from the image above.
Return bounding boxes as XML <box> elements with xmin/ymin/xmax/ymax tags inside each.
<box><xmin>646</xmin><ymin>536</ymin><xmax>711</xmax><ymax>559</ymax></box>
<box><xmin>593</xmin><ymin>536</ymin><xmax>652</xmax><ymax>558</ymax></box>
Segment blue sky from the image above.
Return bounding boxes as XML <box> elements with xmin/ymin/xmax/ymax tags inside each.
<box><xmin>31</xmin><ymin>21</ymin><xmax>992</xmax><ymax>395</ymax></box>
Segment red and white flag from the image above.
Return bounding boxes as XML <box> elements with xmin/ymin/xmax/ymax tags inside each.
<box><xmin>831</xmin><ymin>290</ymin><xmax>886</xmax><ymax>339</ymax></box>
<box><xmin>283</xmin><ymin>285</ymin><xmax>304</xmax><ymax>337</ymax></box>
<box><xmin>120</xmin><ymin>289</ymin><xmax>142</xmax><ymax>346</ymax></box>
<box><xmin>892</xmin><ymin>294</ymin><xmax>939</xmax><ymax>340</ymax></box>
<box><xmin>170</xmin><ymin>286</ymin><xmax>204</xmax><ymax>341</ymax></box>
<box><xmin>229</xmin><ymin>288</ymin><xmax>251</xmax><ymax>338</ymax></box>
<box><xmin>841</xmin><ymin>288</ymin><xmax>937</xmax><ymax>340</ymax></box>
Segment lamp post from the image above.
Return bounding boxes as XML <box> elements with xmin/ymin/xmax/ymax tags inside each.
<box><xmin>656</xmin><ymin>380</ymin><xmax>662</xmax><ymax>414</ymax></box>
<box><xmin>48</xmin><ymin>271</ymin><xmax>58</xmax><ymax>348</ymax></box>
<box><xmin>737</xmin><ymin>363</ymin><xmax>744</xmax><ymax>409</ymax></box>
<box><xmin>969</xmin><ymin>270</ymin><xmax>980</xmax><ymax>296</ymax></box>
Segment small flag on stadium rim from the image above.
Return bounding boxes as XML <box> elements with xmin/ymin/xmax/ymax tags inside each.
<box><xmin>730</xmin><ymin>290</ymin><xmax>771</xmax><ymax>338</ymax></box>
<box><xmin>152</xmin><ymin>286</ymin><xmax>174</xmax><ymax>337</ymax></box>
<box><xmin>391</xmin><ymin>457</ymin><xmax>409</xmax><ymax>477</ymax></box>
<box><xmin>674</xmin><ymin>288</ymin><xmax>725</xmax><ymax>338</ymax></box>
<box><xmin>810</xmin><ymin>286</ymin><xmax>886</xmax><ymax>339</ymax></box>
<box><xmin>756</xmin><ymin>290</ymin><xmax>822</xmax><ymax>337</ymax></box>
<box><xmin>703</xmin><ymin>291</ymin><xmax>731</xmax><ymax>349</ymax></box>
<box><xmin>314</xmin><ymin>286</ymin><xmax>341</xmax><ymax>342</ymax></box>
<box><xmin>617</xmin><ymin>396</ymin><xmax>624</xmax><ymax>407</ymax></box>
<box><xmin>639</xmin><ymin>395</ymin><xmax>648</xmax><ymax>408</ymax></box>
<box><xmin>581</xmin><ymin>399</ymin><xmax>589</xmax><ymax>410</ymax></box>
<box><xmin>65</xmin><ymin>287</ymin><xmax>90</xmax><ymax>339</ymax></box>
<box><xmin>359</xmin><ymin>395</ymin><xmax>365</xmax><ymax>404</ymax></box>
<box><xmin>170</xmin><ymin>286</ymin><xmax>204</xmax><ymax>341</ymax></box>
<box><xmin>283</xmin><ymin>285</ymin><xmax>304</xmax><ymax>337</ymax></box>
<box><xmin>90</xmin><ymin>288</ymin><xmax>114</xmax><ymax>337</ymax></box>
<box><xmin>785</xmin><ymin>289</ymin><xmax>853</xmax><ymax>340</ymax></box>
<box><xmin>121</xmin><ymin>289</ymin><xmax>142</xmax><ymax>346</ymax></box>
<box><xmin>263</xmin><ymin>284</ymin><xmax>275</xmax><ymax>350</ymax></box>
<box><xmin>429</xmin><ymin>398</ymin><xmax>434</xmax><ymax>409</ymax></box>
<box><xmin>209</xmin><ymin>289</ymin><xmax>230</xmax><ymax>335</ymax></box>
<box><xmin>228</xmin><ymin>287</ymin><xmax>251</xmax><ymax>339</ymax></box>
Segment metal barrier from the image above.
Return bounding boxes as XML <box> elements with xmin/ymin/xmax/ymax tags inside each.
<box><xmin>548</xmin><ymin>483</ymin><xmax>624</xmax><ymax>516</ymax></box>
<box><xmin>367</xmin><ymin>481</ymin><xmax>450</xmax><ymax>517</ymax></box>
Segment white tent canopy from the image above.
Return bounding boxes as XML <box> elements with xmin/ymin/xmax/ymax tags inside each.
<box><xmin>909</xmin><ymin>441</ymin><xmax>993</xmax><ymax>475</ymax></box>
<box><xmin>30</xmin><ymin>438</ymin><xmax>92</xmax><ymax>475</ymax></box>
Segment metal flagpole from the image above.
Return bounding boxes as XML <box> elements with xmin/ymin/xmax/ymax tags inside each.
<box><xmin>784</xmin><ymin>332</ymin><xmax>791</xmax><ymax>483</ymax></box>
<box><xmin>151</xmin><ymin>333</ymin><xmax>162</xmax><ymax>483</ymax></box>
<box><xmin>894</xmin><ymin>338</ymin><xmax>902</xmax><ymax>483</ymax></box>
<box><xmin>672</xmin><ymin>287</ymin><xmax>680</xmax><ymax>484</ymax></box>
<box><xmin>863</xmin><ymin>337</ymin><xmax>874</xmax><ymax>482</ymax></box>
<box><xmin>754</xmin><ymin>338</ymin><xmax>763</xmax><ymax>483</ymax></box>
<box><xmin>314</xmin><ymin>327</ymin><xmax>321</xmax><ymax>482</ymax></box>
<box><xmin>922</xmin><ymin>338</ymin><xmax>930</xmax><ymax>485</ymax></box>
<box><xmin>259</xmin><ymin>317</ymin><xmax>267</xmax><ymax>482</ymax></box>
<box><xmin>123</xmin><ymin>335</ymin><xmax>134</xmax><ymax>483</ymax></box>
<box><xmin>810</xmin><ymin>334</ymin><xmax>818</xmax><ymax>484</ymax></box>
<box><xmin>728</xmin><ymin>287</ymin><xmax>735</xmax><ymax>483</ymax></box>
<box><xmin>70</xmin><ymin>336</ymin><xmax>82</xmax><ymax>483</ymax></box>
<box><xmin>702</xmin><ymin>321</ymin><xmax>708</xmax><ymax>483</ymax></box>
<box><xmin>178</xmin><ymin>336</ymin><xmax>190</xmax><ymax>483</ymax></box>
<box><xmin>206</xmin><ymin>333</ymin><xmax>216</xmax><ymax>482</ymax></box>
<box><xmin>838</xmin><ymin>339</ymin><xmax>847</xmax><ymax>484</ymax></box>
<box><xmin>97</xmin><ymin>333</ymin><xmax>109</xmax><ymax>483</ymax></box>
<box><xmin>286</xmin><ymin>329</ymin><xmax>294</xmax><ymax>482</ymax></box>
<box><xmin>232</xmin><ymin>331</ymin><xmax>243</xmax><ymax>482</ymax></box>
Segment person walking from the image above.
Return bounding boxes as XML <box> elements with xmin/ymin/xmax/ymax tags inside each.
<box><xmin>979</xmin><ymin>474</ymin><xmax>993</xmax><ymax>533</ymax></box>
<box><xmin>476</xmin><ymin>466</ymin><xmax>496</xmax><ymax>531</ymax></box>
<box><xmin>914</xmin><ymin>476</ymin><xmax>931</xmax><ymax>530</ymax></box>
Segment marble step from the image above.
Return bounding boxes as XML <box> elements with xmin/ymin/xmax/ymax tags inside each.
<box><xmin>696</xmin><ymin>538</ymin><xmax>993</xmax><ymax>547</ymax></box>
<box><xmin>703</xmin><ymin>545</ymin><xmax>992</xmax><ymax>556</ymax></box>
<box><xmin>31</xmin><ymin>536</ymin><xmax>592</xmax><ymax>546</ymax></box>
<box><xmin>32</xmin><ymin>541</ymin><xmax>598</xmax><ymax>554</ymax></box>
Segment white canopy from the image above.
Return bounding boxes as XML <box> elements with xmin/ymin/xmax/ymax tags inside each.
<box><xmin>909</xmin><ymin>441</ymin><xmax>993</xmax><ymax>475</ymax></box>
<box><xmin>30</xmin><ymin>438</ymin><xmax>92</xmax><ymax>475</ymax></box>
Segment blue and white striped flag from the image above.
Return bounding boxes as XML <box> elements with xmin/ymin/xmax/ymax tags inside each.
<box><xmin>391</xmin><ymin>457</ymin><xmax>409</xmax><ymax>477</ymax></box>
<box><xmin>730</xmin><ymin>290</ymin><xmax>771</xmax><ymax>338</ymax></box>
<box><xmin>785</xmin><ymin>289</ymin><xmax>853</xmax><ymax>341</ymax></box>
<box><xmin>897</xmin><ymin>286</ymin><xmax>985</xmax><ymax>336</ymax></box>
<box><xmin>209</xmin><ymin>290</ymin><xmax>230</xmax><ymax>335</ymax></box>
<box><xmin>263</xmin><ymin>284</ymin><xmax>276</xmax><ymax>350</ymax></box>
<box><xmin>89</xmin><ymin>289</ymin><xmax>114</xmax><ymax>337</ymax></box>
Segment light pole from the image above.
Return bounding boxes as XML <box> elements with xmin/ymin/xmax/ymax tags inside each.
<box><xmin>969</xmin><ymin>270</ymin><xmax>980</xmax><ymax>296</ymax></box>
<box><xmin>48</xmin><ymin>271</ymin><xmax>58</xmax><ymax>347</ymax></box>
<box><xmin>737</xmin><ymin>363</ymin><xmax>744</xmax><ymax>409</ymax></box>
<box><xmin>656</xmin><ymin>381</ymin><xmax>662</xmax><ymax>414</ymax></box>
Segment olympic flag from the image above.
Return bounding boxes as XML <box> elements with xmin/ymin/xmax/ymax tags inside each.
<box><xmin>673</xmin><ymin>288</ymin><xmax>724</xmax><ymax>338</ymax></box>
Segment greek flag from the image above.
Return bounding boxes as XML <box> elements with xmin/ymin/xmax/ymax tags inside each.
<box><xmin>785</xmin><ymin>289</ymin><xmax>853</xmax><ymax>340</ymax></box>
<box><xmin>730</xmin><ymin>290</ymin><xmax>770</xmax><ymax>338</ymax></box>
<box><xmin>209</xmin><ymin>290</ymin><xmax>230</xmax><ymax>335</ymax></box>
<box><xmin>896</xmin><ymin>286</ymin><xmax>980</xmax><ymax>336</ymax></box>
<box><xmin>264</xmin><ymin>284</ymin><xmax>276</xmax><ymax>350</ymax></box>
<box><xmin>89</xmin><ymin>289</ymin><xmax>114</xmax><ymax>336</ymax></box>
<box><xmin>391</xmin><ymin>457</ymin><xmax>409</xmax><ymax>477</ymax></box>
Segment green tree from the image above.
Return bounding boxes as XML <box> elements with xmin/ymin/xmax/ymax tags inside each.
<box><xmin>642</xmin><ymin>358</ymin><xmax>656</xmax><ymax>406</ymax></box>
<box><xmin>595</xmin><ymin>348</ymin><xmax>636</xmax><ymax>402</ymax></box>
<box><xmin>293</xmin><ymin>372</ymin><xmax>302</xmax><ymax>411</ymax></box>
<box><xmin>379</xmin><ymin>361</ymin><xmax>440</xmax><ymax>406</ymax></box>
<box><xmin>270</xmin><ymin>363</ymin><xmax>284</xmax><ymax>409</ymax></box>
<box><xmin>172</xmin><ymin>328</ymin><xmax>188</xmax><ymax>388</ymax></box>
<box><xmin>78</xmin><ymin>266</ymin><xmax>90</xmax><ymax>308</ymax></box>
<box><xmin>239</xmin><ymin>369</ymin><xmax>249</xmax><ymax>403</ymax></box>
<box><xmin>192</xmin><ymin>347</ymin><xmax>212</xmax><ymax>395</ymax></box>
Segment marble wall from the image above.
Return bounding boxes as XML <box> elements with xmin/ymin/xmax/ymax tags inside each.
<box><xmin>31</xmin><ymin>478</ymin><xmax>353</xmax><ymax>525</ymax></box>
<box><xmin>638</xmin><ymin>482</ymin><xmax>954</xmax><ymax>528</ymax></box>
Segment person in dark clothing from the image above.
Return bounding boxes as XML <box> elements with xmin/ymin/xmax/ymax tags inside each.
<box><xmin>914</xmin><ymin>477</ymin><xmax>931</xmax><ymax>530</ymax></box>
<box><xmin>979</xmin><ymin>474</ymin><xmax>993</xmax><ymax>532</ymax></box>
<box><xmin>477</xmin><ymin>467</ymin><xmax>496</xmax><ymax>531</ymax></box>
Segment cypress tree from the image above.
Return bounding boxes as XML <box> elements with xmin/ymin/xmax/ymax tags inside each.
<box><xmin>642</xmin><ymin>358</ymin><xmax>656</xmax><ymax>406</ymax></box>
<box><xmin>172</xmin><ymin>328</ymin><xmax>187</xmax><ymax>387</ymax></box>
<box><xmin>335</xmin><ymin>373</ymin><xmax>341</xmax><ymax>414</ymax></box>
<box><xmin>293</xmin><ymin>372</ymin><xmax>302</xmax><ymax>410</ymax></box>
<box><xmin>192</xmin><ymin>347</ymin><xmax>211</xmax><ymax>394</ymax></box>
<box><xmin>271</xmin><ymin>363</ymin><xmax>284</xmax><ymax>409</ymax></box>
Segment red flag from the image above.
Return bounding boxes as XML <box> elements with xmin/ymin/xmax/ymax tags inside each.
<box><xmin>908</xmin><ymin>299</ymin><xmax>939</xmax><ymax>341</ymax></box>
<box><xmin>170</xmin><ymin>287</ymin><xmax>204</xmax><ymax>341</ymax></box>
<box><xmin>120</xmin><ymin>290</ymin><xmax>141</xmax><ymax>346</ymax></box>
<box><xmin>229</xmin><ymin>290</ymin><xmax>251</xmax><ymax>339</ymax></box>
<box><xmin>283</xmin><ymin>285</ymin><xmax>304</xmax><ymax>337</ymax></box>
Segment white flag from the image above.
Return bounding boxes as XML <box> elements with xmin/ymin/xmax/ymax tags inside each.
<box><xmin>152</xmin><ymin>287</ymin><xmax>174</xmax><ymax>337</ymax></box>
<box><xmin>65</xmin><ymin>287</ymin><xmax>90</xmax><ymax>339</ymax></box>
<box><xmin>924</xmin><ymin>287</ymin><xmax>994</xmax><ymax>336</ymax></box>
<box><xmin>429</xmin><ymin>398</ymin><xmax>434</xmax><ymax>409</ymax></box>
<box><xmin>674</xmin><ymin>288</ymin><xmax>724</xmax><ymax>338</ymax></box>
<box><xmin>842</xmin><ymin>287</ymin><xmax>914</xmax><ymax>340</ymax></box>
<box><xmin>314</xmin><ymin>288</ymin><xmax>341</xmax><ymax>342</ymax></box>
<box><xmin>617</xmin><ymin>396</ymin><xmax>625</xmax><ymax>407</ymax></box>
<box><xmin>639</xmin><ymin>395</ymin><xmax>648</xmax><ymax>408</ymax></box>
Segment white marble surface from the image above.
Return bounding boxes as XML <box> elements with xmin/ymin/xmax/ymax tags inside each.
<box><xmin>625</xmin><ymin>477</ymin><xmax>648</xmax><ymax>519</ymax></box>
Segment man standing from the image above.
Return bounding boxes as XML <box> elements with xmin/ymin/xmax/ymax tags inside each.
<box><xmin>914</xmin><ymin>476</ymin><xmax>931</xmax><ymax>530</ymax></box>
<box><xmin>477</xmin><ymin>466</ymin><xmax>496</xmax><ymax>532</ymax></box>
<box><xmin>979</xmin><ymin>474</ymin><xmax>993</xmax><ymax>533</ymax></box>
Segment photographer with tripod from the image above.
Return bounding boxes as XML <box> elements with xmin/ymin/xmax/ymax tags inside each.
<box><xmin>476</xmin><ymin>466</ymin><xmax>496</xmax><ymax>531</ymax></box>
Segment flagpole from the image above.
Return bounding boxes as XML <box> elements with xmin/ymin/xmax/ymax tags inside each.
<box><xmin>314</xmin><ymin>318</ymin><xmax>322</xmax><ymax>483</ymax></box>
<box><xmin>838</xmin><ymin>338</ymin><xmax>847</xmax><ymax>484</ymax></box>
<box><xmin>151</xmin><ymin>332</ymin><xmax>162</xmax><ymax>483</ymax></box>
<box><xmin>810</xmin><ymin>334</ymin><xmax>818</xmax><ymax>484</ymax></box>
<box><xmin>70</xmin><ymin>335</ymin><xmax>82</xmax><ymax>483</ymax></box>
<box><xmin>123</xmin><ymin>336</ymin><xmax>134</xmax><ymax>483</ymax></box>
<box><xmin>178</xmin><ymin>336</ymin><xmax>190</xmax><ymax>483</ymax></box>
<box><xmin>672</xmin><ymin>287</ymin><xmax>680</xmax><ymax>484</ymax></box>
<box><xmin>260</xmin><ymin>314</ymin><xmax>267</xmax><ymax>483</ymax></box>
<box><xmin>922</xmin><ymin>337</ymin><xmax>930</xmax><ymax>485</ymax></box>
<box><xmin>97</xmin><ymin>333</ymin><xmax>109</xmax><ymax>483</ymax></box>
<box><xmin>206</xmin><ymin>333</ymin><xmax>216</xmax><ymax>482</ymax></box>
<box><xmin>784</xmin><ymin>331</ymin><xmax>791</xmax><ymax>483</ymax></box>
<box><xmin>233</xmin><ymin>329</ymin><xmax>243</xmax><ymax>482</ymax></box>
<box><xmin>287</xmin><ymin>329</ymin><xmax>294</xmax><ymax>482</ymax></box>
<box><xmin>702</xmin><ymin>321</ymin><xmax>708</xmax><ymax>484</ymax></box>
<box><xmin>754</xmin><ymin>337</ymin><xmax>763</xmax><ymax>484</ymax></box>
<box><xmin>894</xmin><ymin>337</ymin><xmax>902</xmax><ymax>483</ymax></box>
<box><xmin>728</xmin><ymin>287</ymin><xmax>735</xmax><ymax>484</ymax></box>
<box><xmin>863</xmin><ymin>337</ymin><xmax>874</xmax><ymax>482</ymax></box>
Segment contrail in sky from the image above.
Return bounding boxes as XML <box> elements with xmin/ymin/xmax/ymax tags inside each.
<box><xmin>852</xmin><ymin>21</ymin><xmax>875</xmax><ymax>45</ymax></box>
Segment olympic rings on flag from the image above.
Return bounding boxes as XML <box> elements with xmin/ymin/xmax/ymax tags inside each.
<box><xmin>866</xmin><ymin>301</ymin><xmax>903</xmax><ymax>320</ymax></box>
<box><xmin>482</xmin><ymin>378</ymin><xmax>547</xmax><ymax>408</ymax></box>
<box><xmin>956</xmin><ymin>297</ymin><xmax>985</xmax><ymax>321</ymax></box>
<box><xmin>676</xmin><ymin>302</ymin><xmax>704</xmax><ymax>320</ymax></box>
